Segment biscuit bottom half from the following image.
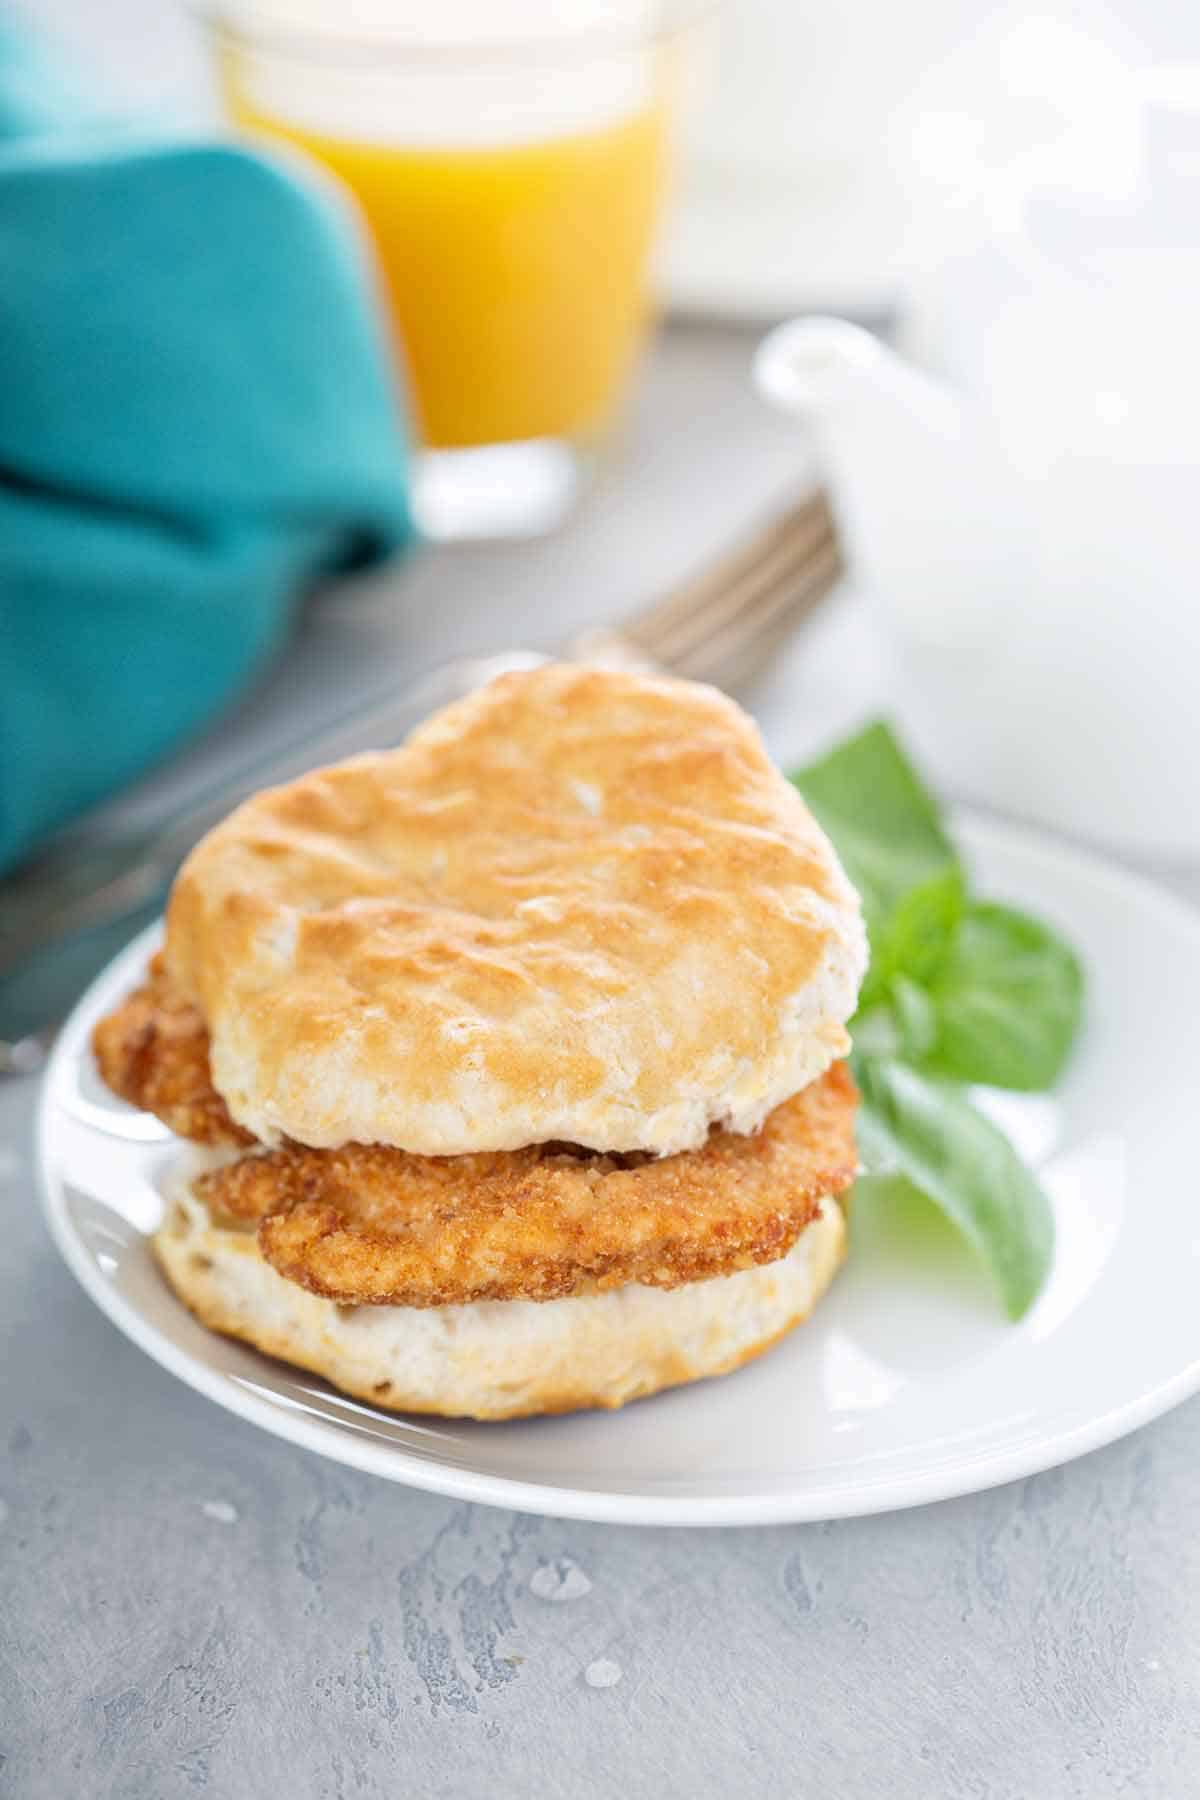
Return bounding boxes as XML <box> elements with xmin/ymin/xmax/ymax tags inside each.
<box><xmin>156</xmin><ymin>1183</ymin><xmax>846</xmax><ymax>1421</ymax></box>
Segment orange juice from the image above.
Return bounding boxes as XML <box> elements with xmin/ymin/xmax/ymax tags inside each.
<box><xmin>227</xmin><ymin>87</ymin><xmax>672</xmax><ymax>449</ymax></box>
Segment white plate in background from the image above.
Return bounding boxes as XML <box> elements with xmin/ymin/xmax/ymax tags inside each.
<box><xmin>37</xmin><ymin>817</ymin><xmax>1200</xmax><ymax>1525</ymax></box>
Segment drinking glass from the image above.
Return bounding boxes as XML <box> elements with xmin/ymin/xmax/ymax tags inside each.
<box><xmin>205</xmin><ymin>2</ymin><xmax>703</xmax><ymax>537</ymax></box>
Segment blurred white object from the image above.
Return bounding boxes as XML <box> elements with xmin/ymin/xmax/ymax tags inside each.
<box><xmin>209</xmin><ymin>0</ymin><xmax>660</xmax><ymax>145</ymax></box>
<box><xmin>220</xmin><ymin>0</ymin><xmax>655</xmax><ymax>42</ymax></box>
<box><xmin>662</xmin><ymin>2</ymin><xmax>1151</xmax><ymax>317</ymax></box>
<box><xmin>756</xmin><ymin>175</ymin><xmax>1200</xmax><ymax>858</ymax></box>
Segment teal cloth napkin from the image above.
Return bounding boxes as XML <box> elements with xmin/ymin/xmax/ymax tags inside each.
<box><xmin>0</xmin><ymin>21</ymin><xmax>413</xmax><ymax>874</ymax></box>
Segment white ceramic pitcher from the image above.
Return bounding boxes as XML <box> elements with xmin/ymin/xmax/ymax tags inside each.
<box><xmin>755</xmin><ymin>245</ymin><xmax>1200</xmax><ymax>860</ymax></box>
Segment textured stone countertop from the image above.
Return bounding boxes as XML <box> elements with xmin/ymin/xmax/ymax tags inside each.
<box><xmin>4</xmin><ymin>328</ymin><xmax>1200</xmax><ymax>1800</ymax></box>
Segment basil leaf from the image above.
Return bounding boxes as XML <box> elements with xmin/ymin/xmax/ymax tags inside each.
<box><xmin>889</xmin><ymin>975</ymin><xmax>938</xmax><ymax>1060</ymax></box>
<box><xmin>849</xmin><ymin>1004</ymin><xmax>902</xmax><ymax>1060</ymax></box>
<box><xmin>921</xmin><ymin>901</ymin><xmax>1084</xmax><ymax>1090</ymax></box>
<box><xmin>853</xmin><ymin>1056</ymin><xmax>1054</xmax><ymax>1319</ymax></box>
<box><xmin>793</xmin><ymin>720</ymin><xmax>960</xmax><ymax>930</ymax></box>
<box><xmin>858</xmin><ymin>866</ymin><xmax>965</xmax><ymax>1010</ymax></box>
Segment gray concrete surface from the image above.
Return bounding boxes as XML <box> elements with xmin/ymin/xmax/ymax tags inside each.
<box><xmin>4</xmin><ymin>325</ymin><xmax>1200</xmax><ymax>1799</ymax></box>
<box><xmin>12</xmin><ymin>0</ymin><xmax>1200</xmax><ymax>1786</ymax></box>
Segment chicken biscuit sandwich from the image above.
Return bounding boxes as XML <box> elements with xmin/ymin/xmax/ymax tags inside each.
<box><xmin>94</xmin><ymin>665</ymin><xmax>867</xmax><ymax>1418</ymax></box>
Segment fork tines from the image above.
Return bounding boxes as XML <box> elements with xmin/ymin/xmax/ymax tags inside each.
<box><xmin>617</xmin><ymin>488</ymin><xmax>842</xmax><ymax>689</ymax></box>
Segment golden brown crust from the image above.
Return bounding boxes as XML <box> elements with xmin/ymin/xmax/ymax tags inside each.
<box><xmin>164</xmin><ymin>665</ymin><xmax>866</xmax><ymax>1156</ymax></box>
<box><xmin>91</xmin><ymin>953</ymin><xmax>253</xmax><ymax>1148</ymax></box>
<box><xmin>194</xmin><ymin>1062</ymin><xmax>858</xmax><ymax>1308</ymax></box>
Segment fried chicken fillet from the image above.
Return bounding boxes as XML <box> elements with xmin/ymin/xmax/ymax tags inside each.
<box><xmin>94</xmin><ymin>958</ymin><xmax>858</xmax><ymax>1308</ymax></box>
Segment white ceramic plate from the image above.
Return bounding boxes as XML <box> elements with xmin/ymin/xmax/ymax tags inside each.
<box><xmin>37</xmin><ymin>817</ymin><xmax>1200</xmax><ymax>1527</ymax></box>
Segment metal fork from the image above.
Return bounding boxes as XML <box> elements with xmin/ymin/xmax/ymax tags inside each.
<box><xmin>578</xmin><ymin>486</ymin><xmax>840</xmax><ymax>686</ymax></box>
<box><xmin>0</xmin><ymin>487</ymin><xmax>842</xmax><ymax>1069</ymax></box>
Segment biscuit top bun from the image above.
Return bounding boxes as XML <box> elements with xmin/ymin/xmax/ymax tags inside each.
<box><xmin>166</xmin><ymin>664</ymin><xmax>867</xmax><ymax>1155</ymax></box>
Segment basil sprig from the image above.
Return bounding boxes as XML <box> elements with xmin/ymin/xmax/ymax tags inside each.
<box><xmin>794</xmin><ymin>723</ymin><xmax>1083</xmax><ymax>1320</ymax></box>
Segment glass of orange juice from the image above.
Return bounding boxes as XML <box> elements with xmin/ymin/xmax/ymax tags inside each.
<box><xmin>205</xmin><ymin>3</ymin><xmax>703</xmax><ymax>537</ymax></box>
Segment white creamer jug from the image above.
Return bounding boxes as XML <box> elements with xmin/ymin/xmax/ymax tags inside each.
<box><xmin>755</xmin><ymin>230</ymin><xmax>1200</xmax><ymax>861</ymax></box>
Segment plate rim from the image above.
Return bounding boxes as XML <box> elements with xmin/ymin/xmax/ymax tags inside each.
<box><xmin>36</xmin><ymin>812</ymin><xmax>1200</xmax><ymax>1527</ymax></box>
